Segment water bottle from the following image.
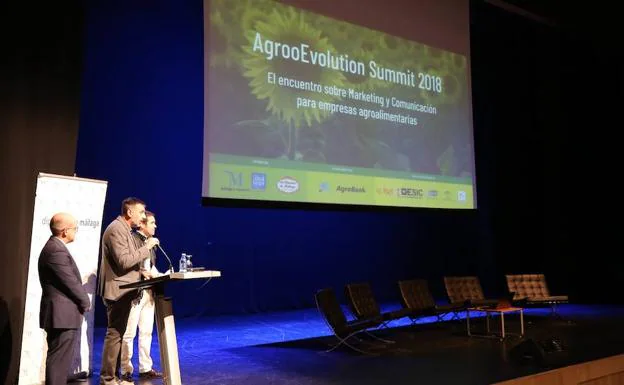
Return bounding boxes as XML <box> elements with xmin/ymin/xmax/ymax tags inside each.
<box><xmin>179</xmin><ymin>253</ymin><xmax>187</xmax><ymax>273</ymax></box>
<box><xmin>186</xmin><ymin>254</ymin><xmax>193</xmax><ymax>271</ymax></box>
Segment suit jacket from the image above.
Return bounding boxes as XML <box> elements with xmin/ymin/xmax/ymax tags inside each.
<box><xmin>38</xmin><ymin>237</ymin><xmax>90</xmax><ymax>329</ymax></box>
<box><xmin>98</xmin><ymin>216</ymin><xmax>151</xmax><ymax>301</ymax></box>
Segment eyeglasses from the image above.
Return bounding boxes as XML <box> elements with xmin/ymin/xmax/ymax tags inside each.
<box><xmin>64</xmin><ymin>226</ymin><xmax>79</xmax><ymax>232</ymax></box>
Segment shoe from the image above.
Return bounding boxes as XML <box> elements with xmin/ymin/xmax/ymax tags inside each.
<box><xmin>120</xmin><ymin>372</ymin><xmax>134</xmax><ymax>382</ymax></box>
<box><xmin>67</xmin><ymin>371</ymin><xmax>89</xmax><ymax>382</ymax></box>
<box><xmin>138</xmin><ymin>369</ymin><xmax>162</xmax><ymax>379</ymax></box>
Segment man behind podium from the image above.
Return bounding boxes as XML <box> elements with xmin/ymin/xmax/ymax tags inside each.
<box><xmin>98</xmin><ymin>197</ymin><xmax>159</xmax><ymax>385</ymax></box>
<box><xmin>120</xmin><ymin>211</ymin><xmax>162</xmax><ymax>380</ymax></box>
<box><xmin>38</xmin><ymin>213</ymin><xmax>90</xmax><ymax>385</ymax></box>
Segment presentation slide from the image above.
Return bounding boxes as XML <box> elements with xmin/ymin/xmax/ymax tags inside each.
<box><xmin>203</xmin><ymin>0</ymin><xmax>476</xmax><ymax>209</ymax></box>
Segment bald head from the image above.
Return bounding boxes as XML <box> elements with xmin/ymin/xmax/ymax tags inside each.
<box><xmin>50</xmin><ymin>213</ymin><xmax>78</xmax><ymax>243</ymax></box>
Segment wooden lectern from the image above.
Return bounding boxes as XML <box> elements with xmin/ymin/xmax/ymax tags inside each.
<box><xmin>120</xmin><ymin>271</ymin><xmax>221</xmax><ymax>385</ymax></box>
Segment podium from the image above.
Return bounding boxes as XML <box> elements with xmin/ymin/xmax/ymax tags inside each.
<box><xmin>120</xmin><ymin>271</ymin><xmax>221</xmax><ymax>385</ymax></box>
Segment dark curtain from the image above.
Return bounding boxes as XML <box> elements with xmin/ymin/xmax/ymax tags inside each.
<box><xmin>0</xmin><ymin>2</ymin><xmax>83</xmax><ymax>383</ymax></box>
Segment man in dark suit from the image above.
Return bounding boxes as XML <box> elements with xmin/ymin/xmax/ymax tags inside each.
<box><xmin>39</xmin><ymin>212</ymin><xmax>90</xmax><ymax>385</ymax></box>
<box><xmin>98</xmin><ymin>197</ymin><xmax>159</xmax><ymax>385</ymax></box>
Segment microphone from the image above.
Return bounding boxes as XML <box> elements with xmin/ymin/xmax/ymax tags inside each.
<box><xmin>156</xmin><ymin>243</ymin><xmax>175</xmax><ymax>274</ymax></box>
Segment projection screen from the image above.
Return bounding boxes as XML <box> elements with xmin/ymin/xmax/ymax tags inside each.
<box><xmin>203</xmin><ymin>0</ymin><xmax>476</xmax><ymax>209</ymax></box>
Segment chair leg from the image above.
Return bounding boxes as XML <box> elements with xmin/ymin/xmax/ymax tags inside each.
<box><xmin>437</xmin><ymin>312</ymin><xmax>457</xmax><ymax>322</ymax></box>
<box><xmin>324</xmin><ymin>332</ymin><xmax>382</xmax><ymax>354</ymax></box>
<box><xmin>449</xmin><ymin>311</ymin><xmax>462</xmax><ymax>321</ymax></box>
<box><xmin>325</xmin><ymin>339</ymin><xmax>369</xmax><ymax>354</ymax></box>
<box><xmin>364</xmin><ymin>330</ymin><xmax>396</xmax><ymax>344</ymax></box>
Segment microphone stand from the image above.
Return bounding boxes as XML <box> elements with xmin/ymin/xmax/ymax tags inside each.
<box><xmin>156</xmin><ymin>244</ymin><xmax>175</xmax><ymax>274</ymax></box>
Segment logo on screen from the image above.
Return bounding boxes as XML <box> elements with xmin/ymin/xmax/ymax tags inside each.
<box><xmin>376</xmin><ymin>187</ymin><xmax>394</xmax><ymax>196</ymax></box>
<box><xmin>251</xmin><ymin>173</ymin><xmax>266</xmax><ymax>190</ymax></box>
<box><xmin>457</xmin><ymin>191</ymin><xmax>467</xmax><ymax>202</ymax></box>
<box><xmin>396</xmin><ymin>188</ymin><xmax>424</xmax><ymax>198</ymax></box>
<box><xmin>221</xmin><ymin>171</ymin><xmax>249</xmax><ymax>191</ymax></box>
<box><xmin>336</xmin><ymin>185</ymin><xmax>366</xmax><ymax>193</ymax></box>
<box><xmin>225</xmin><ymin>171</ymin><xmax>243</xmax><ymax>186</ymax></box>
<box><xmin>277</xmin><ymin>177</ymin><xmax>299</xmax><ymax>194</ymax></box>
<box><xmin>319</xmin><ymin>182</ymin><xmax>329</xmax><ymax>192</ymax></box>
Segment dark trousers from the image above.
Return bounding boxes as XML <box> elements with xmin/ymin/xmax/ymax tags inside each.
<box><xmin>100</xmin><ymin>293</ymin><xmax>134</xmax><ymax>384</ymax></box>
<box><xmin>45</xmin><ymin>328</ymin><xmax>77</xmax><ymax>385</ymax></box>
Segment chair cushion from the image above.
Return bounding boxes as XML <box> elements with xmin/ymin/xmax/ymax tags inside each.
<box><xmin>506</xmin><ymin>274</ymin><xmax>554</xmax><ymax>300</ymax></box>
<box><xmin>444</xmin><ymin>276</ymin><xmax>486</xmax><ymax>303</ymax></box>
<box><xmin>398</xmin><ymin>280</ymin><xmax>436</xmax><ymax>311</ymax></box>
<box><xmin>345</xmin><ymin>283</ymin><xmax>381</xmax><ymax>319</ymax></box>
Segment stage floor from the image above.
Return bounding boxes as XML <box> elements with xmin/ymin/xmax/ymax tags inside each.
<box><xmin>80</xmin><ymin>304</ymin><xmax>624</xmax><ymax>385</ymax></box>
